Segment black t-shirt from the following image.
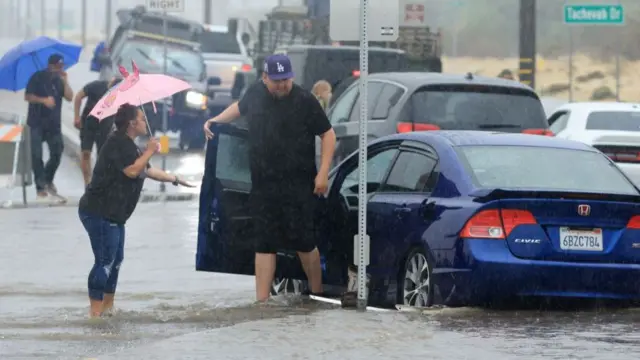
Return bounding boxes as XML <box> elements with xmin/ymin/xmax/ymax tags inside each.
<box><xmin>25</xmin><ymin>70</ymin><xmax>64</xmax><ymax>132</ymax></box>
<box><xmin>79</xmin><ymin>132</ymin><xmax>149</xmax><ymax>224</ymax></box>
<box><xmin>238</xmin><ymin>82</ymin><xmax>332</xmax><ymax>194</ymax></box>
<box><xmin>81</xmin><ymin>80</ymin><xmax>110</xmax><ymax>123</ymax></box>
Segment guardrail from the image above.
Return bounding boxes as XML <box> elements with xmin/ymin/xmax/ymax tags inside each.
<box><xmin>0</xmin><ymin>111</ymin><xmax>32</xmax><ymax>207</ymax></box>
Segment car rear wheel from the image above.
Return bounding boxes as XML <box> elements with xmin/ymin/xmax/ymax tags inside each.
<box><xmin>400</xmin><ymin>248</ymin><xmax>434</xmax><ymax>307</ymax></box>
<box><xmin>271</xmin><ymin>278</ymin><xmax>306</xmax><ymax>295</ymax></box>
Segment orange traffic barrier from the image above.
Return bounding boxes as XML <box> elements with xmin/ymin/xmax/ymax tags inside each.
<box><xmin>0</xmin><ymin>124</ymin><xmax>23</xmax><ymax>142</ymax></box>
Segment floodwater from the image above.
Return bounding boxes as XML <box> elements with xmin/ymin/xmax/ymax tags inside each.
<box><xmin>2</xmin><ymin>202</ymin><xmax>640</xmax><ymax>359</ymax></box>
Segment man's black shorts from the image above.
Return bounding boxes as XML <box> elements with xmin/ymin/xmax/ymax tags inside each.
<box><xmin>251</xmin><ymin>191</ymin><xmax>318</xmax><ymax>254</ymax></box>
<box><xmin>80</xmin><ymin>116</ymin><xmax>113</xmax><ymax>152</ymax></box>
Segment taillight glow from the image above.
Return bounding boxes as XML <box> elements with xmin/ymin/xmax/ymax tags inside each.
<box><xmin>522</xmin><ymin>128</ymin><xmax>554</xmax><ymax>136</ymax></box>
<box><xmin>627</xmin><ymin>215</ymin><xmax>640</xmax><ymax>229</ymax></box>
<box><xmin>352</xmin><ymin>70</ymin><xmax>360</xmax><ymax>77</ymax></box>
<box><xmin>396</xmin><ymin>122</ymin><xmax>440</xmax><ymax>133</ymax></box>
<box><xmin>460</xmin><ymin>209</ymin><xmax>537</xmax><ymax>239</ymax></box>
<box><xmin>241</xmin><ymin>64</ymin><xmax>252</xmax><ymax>71</ymax></box>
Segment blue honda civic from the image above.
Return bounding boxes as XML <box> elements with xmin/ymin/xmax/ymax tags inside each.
<box><xmin>196</xmin><ymin>125</ymin><xmax>640</xmax><ymax>308</ymax></box>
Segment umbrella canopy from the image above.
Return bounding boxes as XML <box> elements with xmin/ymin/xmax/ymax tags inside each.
<box><xmin>90</xmin><ymin>61</ymin><xmax>192</xmax><ymax>120</ymax></box>
<box><xmin>0</xmin><ymin>36</ymin><xmax>82</xmax><ymax>91</ymax></box>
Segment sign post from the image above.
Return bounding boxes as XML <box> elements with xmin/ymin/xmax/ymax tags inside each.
<box><xmin>146</xmin><ymin>0</ymin><xmax>185</xmax><ymax>192</ymax></box>
<box><xmin>563</xmin><ymin>3</ymin><xmax>624</xmax><ymax>101</ymax></box>
<box><xmin>329</xmin><ymin>0</ymin><xmax>399</xmax><ymax>312</ymax></box>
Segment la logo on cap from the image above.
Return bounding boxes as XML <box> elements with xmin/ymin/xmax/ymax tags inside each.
<box><xmin>276</xmin><ymin>62</ymin><xmax>285</xmax><ymax>73</ymax></box>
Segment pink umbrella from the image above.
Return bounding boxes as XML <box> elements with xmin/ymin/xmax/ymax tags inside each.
<box><xmin>89</xmin><ymin>60</ymin><xmax>192</xmax><ymax>125</ymax></box>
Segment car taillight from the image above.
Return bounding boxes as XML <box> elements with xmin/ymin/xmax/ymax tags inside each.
<box><xmin>460</xmin><ymin>209</ymin><xmax>537</xmax><ymax>239</ymax></box>
<box><xmin>396</xmin><ymin>122</ymin><xmax>440</xmax><ymax>133</ymax></box>
<box><xmin>352</xmin><ymin>70</ymin><xmax>360</xmax><ymax>77</ymax></box>
<box><xmin>626</xmin><ymin>215</ymin><xmax>640</xmax><ymax>229</ymax></box>
<box><xmin>241</xmin><ymin>64</ymin><xmax>252</xmax><ymax>71</ymax></box>
<box><xmin>522</xmin><ymin>128</ymin><xmax>554</xmax><ymax>136</ymax></box>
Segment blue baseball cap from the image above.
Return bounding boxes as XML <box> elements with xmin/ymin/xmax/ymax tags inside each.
<box><xmin>263</xmin><ymin>54</ymin><xmax>294</xmax><ymax>80</ymax></box>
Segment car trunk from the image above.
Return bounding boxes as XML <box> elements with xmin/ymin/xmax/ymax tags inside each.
<box><xmin>590</xmin><ymin>131</ymin><xmax>640</xmax><ymax>165</ymax></box>
<box><xmin>473</xmin><ymin>190</ymin><xmax>640</xmax><ymax>264</ymax></box>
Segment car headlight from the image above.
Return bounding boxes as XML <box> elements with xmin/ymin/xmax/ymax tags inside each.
<box><xmin>185</xmin><ymin>91</ymin><xmax>208</xmax><ymax>110</ymax></box>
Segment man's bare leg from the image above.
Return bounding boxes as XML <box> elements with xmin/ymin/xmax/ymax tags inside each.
<box><xmin>89</xmin><ymin>298</ymin><xmax>103</xmax><ymax>318</ymax></box>
<box><xmin>80</xmin><ymin>151</ymin><xmax>92</xmax><ymax>185</ymax></box>
<box><xmin>103</xmin><ymin>293</ymin><xmax>115</xmax><ymax>313</ymax></box>
<box><xmin>298</xmin><ymin>247</ymin><xmax>323</xmax><ymax>294</ymax></box>
<box><xmin>255</xmin><ymin>252</ymin><xmax>276</xmax><ymax>301</ymax></box>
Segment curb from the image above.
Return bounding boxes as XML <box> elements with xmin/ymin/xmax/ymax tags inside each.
<box><xmin>0</xmin><ymin>192</ymin><xmax>196</xmax><ymax>210</ymax></box>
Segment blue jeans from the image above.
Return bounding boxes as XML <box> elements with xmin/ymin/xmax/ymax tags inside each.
<box><xmin>79</xmin><ymin>210</ymin><xmax>125</xmax><ymax>301</ymax></box>
<box><xmin>30</xmin><ymin>126</ymin><xmax>64</xmax><ymax>192</ymax></box>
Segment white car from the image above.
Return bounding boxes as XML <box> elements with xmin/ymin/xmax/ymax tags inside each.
<box><xmin>548</xmin><ymin>102</ymin><xmax>640</xmax><ymax>183</ymax></box>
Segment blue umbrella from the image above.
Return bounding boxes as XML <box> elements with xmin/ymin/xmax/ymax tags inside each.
<box><xmin>0</xmin><ymin>36</ymin><xmax>82</xmax><ymax>91</ymax></box>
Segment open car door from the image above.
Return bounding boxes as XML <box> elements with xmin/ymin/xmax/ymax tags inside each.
<box><xmin>196</xmin><ymin>123</ymin><xmax>323</xmax><ymax>281</ymax></box>
<box><xmin>196</xmin><ymin>124</ymin><xmax>254</xmax><ymax>275</ymax></box>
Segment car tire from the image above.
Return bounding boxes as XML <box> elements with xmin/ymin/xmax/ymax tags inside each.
<box><xmin>398</xmin><ymin>248</ymin><xmax>434</xmax><ymax>308</ymax></box>
<box><xmin>271</xmin><ymin>278</ymin><xmax>307</xmax><ymax>296</ymax></box>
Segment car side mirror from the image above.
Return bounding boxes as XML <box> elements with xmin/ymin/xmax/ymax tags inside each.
<box><xmin>241</xmin><ymin>32</ymin><xmax>251</xmax><ymax>46</ymax></box>
<box><xmin>208</xmin><ymin>76</ymin><xmax>222</xmax><ymax>86</ymax></box>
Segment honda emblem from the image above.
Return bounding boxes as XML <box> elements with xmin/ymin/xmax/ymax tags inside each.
<box><xmin>577</xmin><ymin>204</ymin><xmax>591</xmax><ymax>216</ymax></box>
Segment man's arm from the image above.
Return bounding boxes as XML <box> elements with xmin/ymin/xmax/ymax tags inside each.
<box><xmin>307</xmin><ymin>96</ymin><xmax>336</xmax><ymax>175</ymax></box>
<box><xmin>207</xmin><ymin>102</ymin><xmax>241</xmax><ymax>124</ymax></box>
<box><xmin>73</xmin><ymin>89</ymin><xmax>87</xmax><ymax>120</ymax></box>
<box><xmin>24</xmin><ymin>73</ymin><xmax>46</xmax><ymax>104</ymax></box>
<box><xmin>61</xmin><ymin>77</ymin><xmax>73</xmax><ymax>102</ymax></box>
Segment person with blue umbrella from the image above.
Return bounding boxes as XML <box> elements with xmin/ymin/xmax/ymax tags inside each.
<box><xmin>0</xmin><ymin>36</ymin><xmax>80</xmax><ymax>200</ymax></box>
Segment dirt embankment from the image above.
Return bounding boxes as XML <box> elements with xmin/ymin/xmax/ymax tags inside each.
<box><xmin>442</xmin><ymin>54</ymin><xmax>639</xmax><ymax>102</ymax></box>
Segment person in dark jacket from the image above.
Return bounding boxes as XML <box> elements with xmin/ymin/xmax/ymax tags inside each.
<box><xmin>78</xmin><ymin>104</ymin><xmax>194</xmax><ymax>318</ymax></box>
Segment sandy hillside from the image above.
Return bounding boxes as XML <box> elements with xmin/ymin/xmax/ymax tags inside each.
<box><xmin>443</xmin><ymin>54</ymin><xmax>640</xmax><ymax>102</ymax></box>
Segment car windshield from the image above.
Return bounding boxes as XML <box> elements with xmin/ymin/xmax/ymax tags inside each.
<box><xmin>200</xmin><ymin>31</ymin><xmax>241</xmax><ymax>54</ymax></box>
<box><xmin>458</xmin><ymin>145</ymin><xmax>638</xmax><ymax>195</ymax></box>
<box><xmin>586</xmin><ymin>111</ymin><xmax>640</xmax><ymax>131</ymax></box>
<box><xmin>409</xmin><ymin>85</ymin><xmax>547</xmax><ymax>132</ymax></box>
<box><xmin>118</xmin><ymin>39</ymin><xmax>204</xmax><ymax>80</ymax></box>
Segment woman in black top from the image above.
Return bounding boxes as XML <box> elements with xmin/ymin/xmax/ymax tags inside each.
<box><xmin>78</xmin><ymin>104</ymin><xmax>193</xmax><ymax>318</ymax></box>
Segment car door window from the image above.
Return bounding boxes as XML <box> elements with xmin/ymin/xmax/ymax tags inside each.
<box><xmin>548</xmin><ymin>111</ymin><xmax>570</xmax><ymax>134</ymax></box>
<box><xmin>328</xmin><ymin>86</ymin><xmax>359</xmax><ymax>125</ymax></box>
<box><xmin>371</xmin><ymin>84</ymin><xmax>405</xmax><ymax>120</ymax></box>
<box><xmin>348</xmin><ymin>81</ymin><xmax>386</xmax><ymax>122</ymax></box>
<box><xmin>215</xmin><ymin>133</ymin><xmax>251</xmax><ymax>186</ymax></box>
<box><xmin>381</xmin><ymin>151</ymin><xmax>438</xmax><ymax>193</ymax></box>
<box><xmin>340</xmin><ymin>148</ymin><xmax>399</xmax><ymax>196</ymax></box>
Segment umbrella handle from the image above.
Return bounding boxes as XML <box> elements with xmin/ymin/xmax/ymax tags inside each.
<box><xmin>137</xmin><ymin>101</ymin><xmax>154</xmax><ymax>137</ymax></box>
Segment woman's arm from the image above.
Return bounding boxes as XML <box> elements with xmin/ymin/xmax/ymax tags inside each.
<box><xmin>146</xmin><ymin>168</ymin><xmax>195</xmax><ymax>187</ymax></box>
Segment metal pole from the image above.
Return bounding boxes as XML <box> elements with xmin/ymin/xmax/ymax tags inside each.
<box><xmin>160</xmin><ymin>12</ymin><xmax>168</xmax><ymax>193</ymax></box>
<box><xmin>40</xmin><ymin>0</ymin><xmax>45</xmax><ymax>36</ymax></box>
<box><xmin>105</xmin><ymin>0</ymin><xmax>112</xmax><ymax>46</ymax></box>
<box><xmin>204</xmin><ymin>0</ymin><xmax>212</xmax><ymax>24</ymax></box>
<box><xmin>57</xmin><ymin>0</ymin><xmax>62</xmax><ymax>39</ymax></box>
<box><xmin>355</xmin><ymin>0</ymin><xmax>370</xmax><ymax>312</ymax></box>
<box><xmin>25</xmin><ymin>0</ymin><xmax>31</xmax><ymax>39</ymax></box>
<box><xmin>615</xmin><ymin>0</ymin><xmax>621</xmax><ymax>102</ymax></box>
<box><xmin>568</xmin><ymin>25</ymin><xmax>573</xmax><ymax>102</ymax></box>
<box><xmin>15</xmin><ymin>0</ymin><xmax>21</xmax><ymax>38</ymax></box>
<box><xmin>81</xmin><ymin>0</ymin><xmax>87</xmax><ymax>47</ymax></box>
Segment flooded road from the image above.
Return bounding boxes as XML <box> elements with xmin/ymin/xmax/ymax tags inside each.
<box><xmin>2</xmin><ymin>202</ymin><xmax>640</xmax><ymax>359</ymax></box>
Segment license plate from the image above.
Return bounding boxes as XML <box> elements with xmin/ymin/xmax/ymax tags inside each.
<box><xmin>559</xmin><ymin>227</ymin><xmax>603</xmax><ymax>251</ymax></box>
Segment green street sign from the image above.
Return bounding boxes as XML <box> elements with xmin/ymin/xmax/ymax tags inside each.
<box><xmin>564</xmin><ymin>4</ymin><xmax>624</xmax><ymax>25</ymax></box>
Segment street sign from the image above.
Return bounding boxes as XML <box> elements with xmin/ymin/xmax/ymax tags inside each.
<box><xmin>146</xmin><ymin>0</ymin><xmax>185</xmax><ymax>12</ymax></box>
<box><xmin>401</xmin><ymin>0</ymin><xmax>427</xmax><ymax>28</ymax></box>
<box><xmin>329</xmin><ymin>0</ymin><xmax>399</xmax><ymax>41</ymax></box>
<box><xmin>564</xmin><ymin>4</ymin><xmax>624</xmax><ymax>25</ymax></box>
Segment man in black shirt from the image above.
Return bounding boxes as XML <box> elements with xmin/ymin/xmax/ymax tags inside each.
<box><xmin>203</xmin><ymin>54</ymin><xmax>337</xmax><ymax>302</ymax></box>
<box><xmin>79</xmin><ymin>104</ymin><xmax>193</xmax><ymax>317</ymax></box>
<box><xmin>24</xmin><ymin>54</ymin><xmax>73</xmax><ymax>199</ymax></box>
<box><xmin>73</xmin><ymin>77</ymin><xmax>122</xmax><ymax>185</ymax></box>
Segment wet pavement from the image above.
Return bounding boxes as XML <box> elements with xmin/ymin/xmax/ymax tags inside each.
<box><xmin>2</xmin><ymin>203</ymin><xmax>640</xmax><ymax>359</ymax></box>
